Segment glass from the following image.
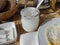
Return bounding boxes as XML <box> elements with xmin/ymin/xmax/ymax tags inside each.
<box><xmin>21</xmin><ymin>7</ymin><xmax>39</xmax><ymax>32</ymax></box>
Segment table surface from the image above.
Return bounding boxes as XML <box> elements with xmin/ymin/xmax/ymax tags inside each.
<box><xmin>5</xmin><ymin>3</ymin><xmax>60</xmax><ymax>45</ymax></box>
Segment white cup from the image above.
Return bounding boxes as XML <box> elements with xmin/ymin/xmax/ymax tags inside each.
<box><xmin>20</xmin><ymin>7</ymin><xmax>39</xmax><ymax>32</ymax></box>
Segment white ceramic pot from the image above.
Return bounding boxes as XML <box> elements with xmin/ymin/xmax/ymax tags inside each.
<box><xmin>20</xmin><ymin>7</ymin><xmax>39</xmax><ymax>32</ymax></box>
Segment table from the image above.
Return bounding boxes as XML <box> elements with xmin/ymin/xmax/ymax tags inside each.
<box><xmin>5</xmin><ymin>3</ymin><xmax>60</xmax><ymax>45</ymax></box>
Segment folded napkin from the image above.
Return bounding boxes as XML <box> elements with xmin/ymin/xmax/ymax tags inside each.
<box><xmin>20</xmin><ymin>32</ymin><xmax>39</xmax><ymax>45</ymax></box>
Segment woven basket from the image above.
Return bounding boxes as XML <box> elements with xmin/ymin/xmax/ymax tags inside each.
<box><xmin>0</xmin><ymin>0</ymin><xmax>19</xmax><ymax>21</ymax></box>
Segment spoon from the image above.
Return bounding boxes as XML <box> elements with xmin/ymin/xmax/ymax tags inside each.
<box><xmin>32</xmin><ymin>0</ymin><xmax>44</xmax><ymax>16</ymax></box>
<box><xmin>36</xmin><ymin>0</ymin><xmax>44</xmax><ymax>9</ymax></box>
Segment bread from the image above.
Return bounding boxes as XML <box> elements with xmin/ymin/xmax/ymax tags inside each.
<box><xmin>0</xmin><ymin>0</ymin><xmax>7</xmax><ymax>11</ymax></box>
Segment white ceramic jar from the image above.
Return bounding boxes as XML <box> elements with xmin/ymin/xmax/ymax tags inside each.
<box><xmin>20</xmin><ymin>7</ymin><xmax>39</xmax><ymax>32</ymax></box>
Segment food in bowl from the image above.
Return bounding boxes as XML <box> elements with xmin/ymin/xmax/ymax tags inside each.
<box><xmin>46</xmin><ymin>24</ymin><xmax>60</xmax><ymax>45</ymax></box>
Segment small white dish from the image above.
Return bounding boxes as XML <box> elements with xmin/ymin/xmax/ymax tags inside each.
<box><xmin>20</xmin><ymin>32</ymin><xmax>39</xmax><ymax>45</ymax></box>
<box><xmin>0</xmin><ymin>22</ymin><xmax>17</xmax><ymax>45</ymax></box>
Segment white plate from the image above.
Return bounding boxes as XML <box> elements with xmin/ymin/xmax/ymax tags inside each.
<box><xmin>38</xmin><ymin>18</ymin><xmax>60</xmax><ymax>45</ymax></box>
<box><xmin>0</xmin><ymin>22</ymin><xmax>17</xmax><ymax>45</ymax></box>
